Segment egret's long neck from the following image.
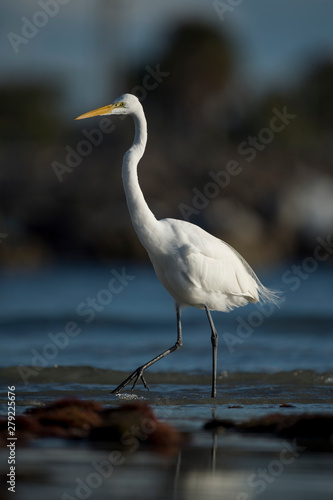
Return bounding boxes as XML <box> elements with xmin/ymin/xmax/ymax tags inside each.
<box><xmin>122</xmin><ymin>106</ymin><xmax>158</xmax><ymax>248</ymax></box>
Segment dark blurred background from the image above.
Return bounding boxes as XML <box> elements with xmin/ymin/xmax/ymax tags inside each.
<box><xmin>1</xmin><ymin>0</ymin><xmax>333</xmax><ymax>268</ymax></box>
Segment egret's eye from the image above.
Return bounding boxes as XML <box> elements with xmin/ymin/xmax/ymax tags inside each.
<box><xmin>115</xmin><ymin>102</ymin><xmax>124</xmax><ymax>108</ymax></box>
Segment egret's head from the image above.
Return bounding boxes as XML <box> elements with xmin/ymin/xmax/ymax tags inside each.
<box><xmin>75</xmin><ymin>93</ymin><xmax>140</xmax><ymax>120</ymax></box>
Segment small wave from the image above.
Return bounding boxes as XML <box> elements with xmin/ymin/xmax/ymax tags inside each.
<box><xmin>1</xmin><ymin>366</ymin><xmax>332</xmax><ymax>386</ymax></box>
<box><xmin>1</xmin><ymin>310</ymin><xmax>332</xmax><ymax>331</ymax></box>
<box><xmin>115</xmin><ymin>393</ymin><xmax>146</xmax><ymax>401</ymax></box>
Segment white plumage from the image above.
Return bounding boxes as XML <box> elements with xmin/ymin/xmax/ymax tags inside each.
<box><xmin>148</xmin><ymin>219</ymin><xmax>258</xmax><ymax>311</ymax></box>
<box><xmin>76</xmin><ymin>93</ymin><xmax>279</xmax><ymax>398</ymax></box>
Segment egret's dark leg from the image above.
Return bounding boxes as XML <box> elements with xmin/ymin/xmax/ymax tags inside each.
<box><xmin>205</xmin><ymin>306</ymin><xmax>218</xmax><ymax>398</ymax></box>
<box><xmin>111</xmin><ymin>304</ymin><xmax>183</xmax><ymax>394</ymax></box>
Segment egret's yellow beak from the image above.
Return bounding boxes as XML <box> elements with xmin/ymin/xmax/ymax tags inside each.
<box><xmin>75</xmin><ymin>104</ymin><xmax>115</xmax><ymax>120</ymax></box>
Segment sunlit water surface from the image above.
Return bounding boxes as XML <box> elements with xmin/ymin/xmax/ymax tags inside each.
<box><xmin>0</xmin><ymin>262</ymin><xmax>332</xmax><ymax>500</ymax></box>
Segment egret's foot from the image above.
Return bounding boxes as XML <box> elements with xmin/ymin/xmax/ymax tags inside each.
<box><xmin>111</xmin><ymin>366</ymin><xmax>149</xmax><ymax>395</ymax></box>
<box><xmin>131</xmin><ymin>371</ymin><xmax>149</xmax><ymax>391</ymax></box>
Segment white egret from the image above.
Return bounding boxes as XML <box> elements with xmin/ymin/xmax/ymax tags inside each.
<box><xmin>75</xmin><ymin>93</ymin><xmax>279</xmax><ymax>398</ymax></box>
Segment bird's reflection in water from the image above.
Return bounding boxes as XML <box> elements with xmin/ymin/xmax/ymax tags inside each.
<box><xmin>169</xmin><ymin>406</ymin><xmax>253</xmax><ymax>500</ymax></box>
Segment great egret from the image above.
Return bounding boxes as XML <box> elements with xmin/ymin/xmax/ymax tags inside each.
<box><xmin>75</xmin><ymin>93</ymin><xmax>279</xmax><ymax>398</ymax></box>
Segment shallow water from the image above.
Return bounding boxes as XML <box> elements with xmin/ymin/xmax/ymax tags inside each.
<box><xmin>1</xmin><ymin>262</ymin><xmax>332</xmax><ymax>404</ymax></box>
<box><xmin>1</xmin><ymin>433</ymin><xmax>332</xmax><ymax>500</ymax></box>
<box><xmin>0</xmin><ymin>262</ymin><xmax>332</xmax><ymax>499</ymax></box>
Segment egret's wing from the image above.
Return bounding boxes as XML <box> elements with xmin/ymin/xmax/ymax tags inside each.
<box><xmin>193</xmin><ymin>253</ymin><xmax>257</xmax><ymax>299</ymax></box>
<box><xmin>160</xmin><ymin>218</ymin><xmax>280</xmax><ymax>306</ymax></box>
<box><xmin>167</xmin><ymin>219</ymin><xmax>259</xmax><ymax>300</ymax></box>
<box><xmin>181</xmin><ymin>242</ymin><xmax>259</xmax><ymax>301</ymax></box>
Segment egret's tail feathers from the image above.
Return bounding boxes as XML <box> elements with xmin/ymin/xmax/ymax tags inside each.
<box><xmin>257</xmin><ymin>283</ymin><xmax>283</xmax><ymax>306</ymax></box>
<box><xmin>223</xmin><ymin>240</ymin><xmax>283</xmax><ymax>307</ymax></box>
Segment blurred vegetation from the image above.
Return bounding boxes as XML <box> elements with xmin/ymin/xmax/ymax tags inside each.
<box><xmin>0</xmin><ymin>22</ymin><xmax>332</xmax><ymax>268</ymax></box>
<box><xmin>0</xmin><ymin>85</ymin><xmax>63</xmax><ymax>143</ymax></box>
